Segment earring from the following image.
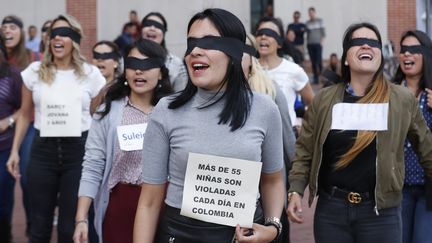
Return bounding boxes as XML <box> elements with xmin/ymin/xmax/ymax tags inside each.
<box><xmin>124</xmin><ymin>81</ymin><xmax>128</xmax><ymax>86</ymax></box>
<box><xmin>344</xmin><ymin>60</ymin><xmax>348</xmax><ymax>66</ymax></box>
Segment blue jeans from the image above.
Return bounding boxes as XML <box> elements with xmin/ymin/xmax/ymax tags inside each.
<box><xmin>314</xmin><ymin>192</ymin><xmax>402</xmax><ymax>243</ymax></box>
<box><xmin>19</xmin><ymin>124</ymin><xmax>35</xmax><ymax>227</ymax></box>
<box><xmin>0</xmin><ymin>149</ymin><xmax>14</xmax><ymax>223</ymax></box>
<box><xmin>402</xmin><ymin>186</ymin><xmax>432</xmax><ymax>243</ymax></box>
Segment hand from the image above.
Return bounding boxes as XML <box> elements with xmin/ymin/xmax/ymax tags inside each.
<box><xmin>426</xmin><ymin>88</ymin><xmax>432</xmax><ymax>109</ymax></box>
<box><xmin>0</xmin><ymin>118</ymin><xmax>9</xmax><ymax>133</ymax></box>
<box><xmin>235</xmin><ymin>223</ymin><xmax>277</xmax><ymax>243</ymax></box>
<box><xmin>6</xmin><ymin>152</ymin><xmax>20</xmax><ymax>179</ymax></box>
<box><xmin>286</xmin><ymin>193</ymin><xmax>304</xmax><ymax>223</ymax></box>
<box><xmin>73</xmin><ymin>221</ymin><xmax>88</xmax><ymax>243</ymax></box>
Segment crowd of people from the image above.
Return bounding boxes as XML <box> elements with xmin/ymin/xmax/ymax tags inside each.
<box><xmin>0</xmin><ymin>6</ymin><xmax>431</xmax><ymax>243</ymax></box>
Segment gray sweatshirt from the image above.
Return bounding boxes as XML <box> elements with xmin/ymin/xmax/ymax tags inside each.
<box><xmin>141</xmin><ymin>88</ymin><xmax>284</xmax><ymax>208</ymax></box>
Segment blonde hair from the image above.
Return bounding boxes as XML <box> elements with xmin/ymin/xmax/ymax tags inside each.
<box><xmin>38</xmin><ymin>14</ymin><xmax>86</xmax><ymax>83</ymax></box>
<box><xmin>245</xmin><ymin>33</ymin><xmax>276</xmax><ymax>100</ymax></box>
<box><xmin>335</xmin><ymin>74</ymin><xmax>389</xmax><ymax>170</ymax></box>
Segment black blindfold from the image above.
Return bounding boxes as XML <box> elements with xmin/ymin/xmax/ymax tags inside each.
<box><xmin>400</xmin><ymin>45</ymin><xmax>432</xmax><ymax>56</ymax></box>
<box><xmin>124</xmin><ymin>57</ymin><xmax>164</xmax><ymax>71</ymax></box>
<box><xmin>347</xmin><ymin>38</ymin><xmax>382</xmax><ymax>49</ymax></box>
<box><xmin>50</xmin><ymin>27</ymin><xmax>81</xmax><ymax>45</ymax></box>
<box><xmin>142</xmin><ymin>19</ymin><xmax>166</xmax><ymax>33</ymax></box>
<box><xmin>255</xmin><ymin>28</ymin><xmax>283</xmax><ymax>46</ymax></box>
<box><xmin>185</xmin><ymin>36</ymin><xmax>253</xmax><ymax>61</ymax></box>
<box><xmin>2</xmin><ymin>18</ymin><xmax>23</xmax><ymax>29</ymax></box>
<box><xmin>93</xmin><ymin>51</ymin><xmax>119</xmax><ymax>60</ymax></box>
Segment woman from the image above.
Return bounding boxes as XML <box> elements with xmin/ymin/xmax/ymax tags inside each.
<box><xmin>39</xmin><ymin>20</ymin><xmax>52</xmax><ymax>55</ymax></box>
<box><xmin>73</xmin><ymin>39</ymin><xmax>171</xmax><ymax>243</ymax></box>
<box><xmin>255</xmin><ymin>16</ymin><xmax>314</xmax><ymax>128</ymax></box>
<box><xmin>2</xmin><ymin>14</ymin><xmax>38</xmax><ymax>237</ymax></box>
<box><xmin>134</xmin><ymin>8</ymin><xmax>285</xmax><ymax>243</ymax></box>
<box><xmin>243</xmin><ymin>33</ymin><xmax>296</xmax><ymax>243</ymax></box>
<box><xmin>393</xmin><ymin>30</ymin><xmax>432</xmax><ymax>243</ymax></box>
<box><xmin>90</xmin><ymin>41</ymin><xmax>123</xmax><ymax>114</ymax></box>
<box><xmin>0</xmin><ymin>32</ymin><xmax>23</xmax><ymax>243</ymax></box>
<box><xmin>287</xmin><ymin>23</ymin><xmax>432</xmax><ymax>243</ymax></box>
<box><xmin>92</xmin><ymin>41</ymin><xmax>122</xmax><ymax>83</ymax></box>
<box><xmin>1</xmin><ymin>15</ymin><xmax>38</xmax><ymax>70</ymax></box>
<box><xmin>6</xmin><ymin>15</ymin><xmax>105</xmax><ymax>243</ymax></box>
<box><xmin>141</xmin><ymin>12</ymin><xmax>188</xmax><ymax>92</ymax></box>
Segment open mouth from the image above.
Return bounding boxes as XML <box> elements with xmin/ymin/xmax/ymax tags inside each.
<box><xmin>5</xmin><ymin>36</ymin><xmax>13</xmax><ymax>41</ymax></box>
<box><xmin>53</xmin><ymin>43</ymin><xmax>64</xmax><ymax>52</ymax></box>
<box><xmin>145</xmin><ymin>34</ymin><xmax>157</xmax><ymax>40</ymax></box>
<box><xmin>259</xmin><ymin>42</ymin><xmax>270</xmax><ymax>48</ymax></box>
<box><xmin>134</xmin><ymin>78</ymin><xmax>147</xmax><ymax>84</ymax></box>
<box><xmin>358</xmin><ymin>53</ymin><xmax>373</xmax><ymax>61</ymax></box>
<box><xmin>192</xmin><ymin>63</ymin><xmax>209</xmax><ymax>72</ymax></box>
<box><xmin>403</xmin><ymin>60</ymin><xmax>415</xmax><ymax>68</ymax></box>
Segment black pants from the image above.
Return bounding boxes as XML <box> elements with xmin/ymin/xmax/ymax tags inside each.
<box><xmin>27</xmin><ymin>130</ymin><xmax>97</xmax><ymax>243</ymax></box>
<box><xmin>307</xmin><ymin>43</ymin><xmax>323</xmax><ymax>83</ymax></box>
<box><xmin>157</xmin><ymin>202</ymin><xmax>264</xmax><ymax>243</ymax></box>
<box><xmin>314</xmin><ymin>191</ymin><xmax>402</xmax><ymax>243</ymax></box>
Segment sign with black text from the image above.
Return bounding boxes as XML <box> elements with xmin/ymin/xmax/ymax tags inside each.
<box><xmin>181</xmin><ymin>153</ymin><xmax>262</xmax><ymax>228</ymax></box>
<box><xmin>116</xmin><ymin>123</ymin><xmax>147</xmax><ymax>151</ymax></box>
<box><xmin>40</xmin><ymin>82</ymin><xmax>82</xmax><ymax>137</ymax></box>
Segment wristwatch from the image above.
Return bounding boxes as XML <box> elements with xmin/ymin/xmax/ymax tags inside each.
<box><xmin>8</xmin><ymin>116</ymin><xmax>15</xmax><ymax>128</ymax></box>
<box><xmin>264</xmin><ymin>217</ymin><xmax>282</xmax><ymax>241</ymax></box>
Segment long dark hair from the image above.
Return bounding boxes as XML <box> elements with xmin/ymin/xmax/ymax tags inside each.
<box><xmin>97</xmin><ymin>39</ymin><xmax>172</xmax><ymax>119</ymax></box>
<box><xmin>256</xmin><ymin>16</ymin><xmax>285</xmax><ymax>57</ymax></box>
<box><xmin>336</xmin><ymin>22</ymin><xmax>389</xmax><ymax>170</ymax></box>
<box><xmin>0</xmin><ymin>32</ymin><xmax>10</xmax><ymax>77</ymax></box>
<box><xmin>393</xmin><ymin>30</ymin><xmax>432</xmax><ymax>90</ymax></box>
<box><xmin>168</xmin><ymin>8</ymin><xmax>252</xmax><ymax>131</ymax></box>
<box><xmin>141</xmin><ymin>12</ymin><xmax>168</xmax><ymax>50</ymax></box>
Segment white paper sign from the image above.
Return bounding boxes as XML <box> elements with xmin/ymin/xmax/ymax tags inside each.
<box><xmin>116</xmin><ymin>123</ymin><xmax>148</xmax><ymax>151</ymax></box>
<box><xmin>331</xmin><ymin>103</ymin><xmax>389</xmax><ymax>131</ymax></box>
<box><xmin>181</xmin><ymin>153</ymin><xmax>262</xmax><ymax>228</ymax></box>
<box><xmin>40</xmin><ymin>82</ymin><xmax>82</xmax><ymax>137</ymax></box>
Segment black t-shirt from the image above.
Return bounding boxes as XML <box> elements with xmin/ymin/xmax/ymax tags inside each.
<box><xmin>319</xmin><ymin>91</ymin><xmax>377</xmax><ymax>193</ymax></box>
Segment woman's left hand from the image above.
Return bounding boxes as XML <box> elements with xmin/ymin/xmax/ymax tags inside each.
<box><xmin>426</xmin><ymin>88</ymin><xmax>432</xmax><ymax>109</ymax></box>
<box><xmin>235</xmin><ymin>223</ymin><xmax>277</xmax><ymax>243</ymax></box>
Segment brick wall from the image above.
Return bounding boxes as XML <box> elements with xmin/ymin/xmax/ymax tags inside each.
<box><xmin>66</xmin><ymin>0</ymin><xmax>97</xmax><ymax>59</ymax></box>
<box><xmin>387</xmin><ymin>0</ymin><xmax>417</xmax><ymax>52</ymax></box>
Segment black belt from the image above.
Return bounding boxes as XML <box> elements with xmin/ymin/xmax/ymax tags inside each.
<box><xmin>322</xmin><ymin>186</ymin><xmax>373</xmax><ymax>204</ymax></box>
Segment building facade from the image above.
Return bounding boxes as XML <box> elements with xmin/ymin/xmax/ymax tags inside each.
<box><xmin>0</xmin><ymin>0</ymin><xmax>424</xmax><ymax>59</ymax></box>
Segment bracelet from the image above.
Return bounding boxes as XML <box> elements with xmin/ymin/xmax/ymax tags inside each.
<box><xmin>288</xmin><ymin>191</ymin><xmax>301</xmax><ymax>202</ymax></box>
<box><xmin>8</xmin><ymin>116</ymin><xmax>15</xmax><ymax>128</ymax></box>
<box><xmin>264</xmin><ymin>217</ymin><xmax>282</xmax><ymax>241</ymax></box>
<box><xmin>75</xmin><ymin>219</ymin><xmax>88</xmax><ymax>226</ymax></box>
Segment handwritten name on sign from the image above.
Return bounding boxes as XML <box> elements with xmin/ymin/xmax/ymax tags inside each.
<box><xmin>40</xmin><ymin>83</ymin><xmax>82</xmax><ymax>137</ymax></box>
<box><xmin>116</xmin><ymin>123</ymin><xmax>148</xmax><ymax>151</ymax></box>
<box><xmin>181</xmin><ymin>153</ymin><xmax>262</xmax><ymax>228</ymax></box>
<box><xmin>331</xmin><ymin>103</ymin><xmax>389</xmax><ymax>131</ymax></box>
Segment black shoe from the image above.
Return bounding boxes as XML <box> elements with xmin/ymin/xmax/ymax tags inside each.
<box><xmin>0</xmin><ymin>217</ymin><xmax>12</xmax><ymax>243</ymax></box>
